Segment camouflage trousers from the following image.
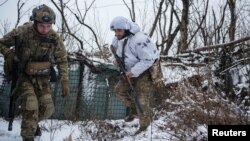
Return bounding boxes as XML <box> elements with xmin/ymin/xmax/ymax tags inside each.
<box><xmin>114</xmin><ymin>71</ymin><xmax>153</xmax><ymax>128</ymax></box>
<box><xmin>17</xmin><ymin>75</ymin><xmax>54</xmax><ymax>138</ymax></box>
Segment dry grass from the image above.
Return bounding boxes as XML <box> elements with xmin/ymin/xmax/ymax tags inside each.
<box><xmin>153</xmin><ymin>75</ymin><xmax>249</xmax><ymax>140</ymax></box>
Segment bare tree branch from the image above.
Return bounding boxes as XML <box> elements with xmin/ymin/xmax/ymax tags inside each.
<box><xmin>131</xmin><ymin>0</ymin><xmax>135</xmax><ymax>21</ymax></box>
<box><xmin>0</xmin><ymin>20</ymin><xmax>11</xmax><ymax>36</ymax></box>
<box><xmin>122</xmin><ymin>0</ymin><xmax>136</xmax><ymax>21</ymax></box>
<box><xmin>220</xmin><ymin>57</ymin><xmax>250</xmax><ymax>74</ymax></box>
<box><xmin>161</xmin><ymin>25</ymin><xmax>180</xmax><ymax>55</ymax></box>
<box><xmin>160</xmin><ymin>0</ymin><xmax>180</xmax><ymax>55</ymax></box>
<box><xmin>168</xmin><ymin>0</ymin><xmax>181</xmax><ymax>23</ymax></box>
<box><xmin>15</xmin><ymin>0</ymin><xmax>25</xmax><ymax>28</ymax></box>
<box><xmin>227</xmin><ymin>0</ymin><xmax>236</xmax><ymax>41</ymax></box>
<box><xmin>158</xmin><ymin>0</ymin><xmax>168</xmax><ymax>39</ymax></box>
<box><xmin>0</xmin><ymin>0</ymin><xmax>8</xmax><ymax>7</ymax></box>
<box><xmin>51</xmin><ymin>0</ymin><xmax>102</xmax><ymax>71</ymax></box>
<box><xmin>188</xmin><ymin>0</ymin><xmax>209</xmax><ymax>45</ymax></box>
<box><xmin>179</xmin><ymin>0</ymin><xmax>190</xmax><ymax>53</ymax></box>
<box><xmin>213</xmin><ymin>2</ymin><xmax>228</xmax><ymax>44</ymax></box>
<box><xmin>67</xmin><ymin>0</ymin><xmax>103</xmax><ymax>54</ymax></box>
<box><xmin>149</xmin><ymin>0</ymin><xmax>164</xmax><ymax>37</ymax></box>
<box><xmin>186</xmin><ymin>36</ymin><xmax>250</xmax><ymax>52</ymax></box>
<box><xmin>51</xmin><ymin>0</ymin><xmax>83</xmax><ymax>49</ymax></box>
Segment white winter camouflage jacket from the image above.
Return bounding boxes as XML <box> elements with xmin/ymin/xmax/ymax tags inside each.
<box><xmin>111</xmin><ymin>21</ymin><xmax>160</xmax><ymax>78</ymax></box>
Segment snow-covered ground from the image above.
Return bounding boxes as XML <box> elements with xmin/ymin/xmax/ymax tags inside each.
<box><xmin>0</xmin><ymin>61</ymin><xmax>212</xmax><ymax>141</ymax></box>
<box><xmin>0</xmin><ymin>116</ymin><xmax>174</xmax><ymax>141</ymax></box>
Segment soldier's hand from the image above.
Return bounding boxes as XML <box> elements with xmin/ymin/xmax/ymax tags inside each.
<box><xmin>61</xmin><ymin>80</ymin><xmax>69</xmax><ymax>98</ymax></box>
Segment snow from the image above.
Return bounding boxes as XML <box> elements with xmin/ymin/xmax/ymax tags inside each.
<box><xmin>0</xmin><ymin>63</ymin><xmax>248</xmax><ymax>141</ymax></box>
<box><xmin>0</xmin><ymin>117</ymin><xmax>174</xmax><ymax>141</ymax></box>
<box><xmin>0</xmin><ymin>56</ymin><xmax>249</xmax><ymax>141</ymax></box>
<box><xmin>0</xmin><ymin>118</ymin><xmax>80</xmax><ymax>141</ymax></box>
<box><xmin>0</xmin><ymin>58</ymin><xmax>248</xmax><ymax>140</ymax></box>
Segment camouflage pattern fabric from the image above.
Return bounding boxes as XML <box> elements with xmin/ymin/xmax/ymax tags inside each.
<box><xmin>114</xmin><ymin>71</ymin><xmax>153</xmax><ymax>128</ymax></box>
<box><xmin>0</xmin><ymin>22</ymin><xmax>68</xmax><ymax>138</ymax></box>
<box><xmin>149</xmin><ymin>60</ymin><xmax>164</xmax><ymax>87</ymax></box>
<box><xmin>0</xmin><ymin>22</ymin><xmax>68</xmax><ymax>80</ymax></box>
<box><xmin>17</xmin><ymin>75</ymin><xmax>54</xmax><ymax>138</ymax></box>
<box><xmin>30</xmin><ymin>4</ymin><xmax>56</xmax><ymax>24</ymax></box>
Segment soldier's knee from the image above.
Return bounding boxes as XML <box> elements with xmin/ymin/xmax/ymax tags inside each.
<box><xmin>39</xmin><ymin>94</ymin><xmax>54</xmax><ymax>120</ymax></box>
<box><xmin>24</xmin><ymin>95</ymin><xmax>38</xmax><ymax>111</ymax></box>
<box><xmin>40</xmin><ymin>105</ymin><xmax>54</xmax><ymax>120</ymax></box>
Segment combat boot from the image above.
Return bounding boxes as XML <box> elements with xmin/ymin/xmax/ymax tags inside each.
<box><xmin>134</xmin><ymin>115</ymin><xmax>150</xmax><ymax>134</ymax></box>
<box><xmin>34</xmin><ymin>125</ymin><xmax>42</xmax><ymax>136</ymax></box>
<box><xmin>22</xmin><ymin>137</ymin><xmax>34</xmax><ymax>141</ymax></box>
<box><xmin>134</xmin><ymin>125</ymin><xmax>148</xmax><ymax>135</ymax></box>
<box><xmin>124</xmin><ymin>106</ymin><xmax>137</xmax><ymax>122</ymax></box>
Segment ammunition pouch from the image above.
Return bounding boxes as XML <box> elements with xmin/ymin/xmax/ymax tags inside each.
<box><xmin>25</xmin><ymin>61</ymin><xmax>51</xmax><ymax>76</ymax></box>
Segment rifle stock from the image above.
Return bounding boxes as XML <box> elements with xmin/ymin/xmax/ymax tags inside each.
<box><xmin>114</xmin><ymin>53</ymin><xmax>144</xmax><ymax>114</ymax></box>
<box><xmin>8</xmin><ymin>96</ymin><xmax>14</xmax><ymax>131</ymax></box>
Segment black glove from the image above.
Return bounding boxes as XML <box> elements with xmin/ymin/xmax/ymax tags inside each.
<box><xmin>61</xmin><ymin>80</ymin><xmax>69</xmax><ymax>97</ymax></box>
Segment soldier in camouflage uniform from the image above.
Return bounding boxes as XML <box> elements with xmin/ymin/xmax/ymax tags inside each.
<box><xmin>110</xmin><ymin>16</ymin><xmax>160</xmax><ymax>134</ymax></box>
<box><xmin>0</xmin><ymin>4</ymin><xmax>69</xmax><ymax>141</ymax></box>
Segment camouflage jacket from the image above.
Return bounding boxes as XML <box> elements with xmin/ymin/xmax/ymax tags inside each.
<box><xmin>0</xmin><ymin>22</ymin><xmax>68</xmax><ymax>81</ymax></box>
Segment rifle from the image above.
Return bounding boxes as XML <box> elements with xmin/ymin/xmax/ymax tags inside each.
<box><xmin>114</xmin><ymin>53</ymin><xmax>144</xmax><ymax>114</ymax></box>
<box><xmin>8</xmin><ymin>56</ymin><xmax>19</xmax><ymax>131</ymax></box>
<box><xmin>8</xmin><ymin>36</ymin><xmax>20</xmax><ymax>131</ymax></box>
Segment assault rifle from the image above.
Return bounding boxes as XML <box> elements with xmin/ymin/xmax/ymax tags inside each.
<box><xmin>8</xmin><ymin>36</ymin><xmax>20</xmax><ymax>131</ymax></box>
<box><xmin>8</xmin><ymin>55</ymin><xmax>19</xmax><ymax>131</ymax></box>
<box><xmin>114</xmin><ymin>53</ymin><xmax>144</xmax><ymax>114</ymax></box>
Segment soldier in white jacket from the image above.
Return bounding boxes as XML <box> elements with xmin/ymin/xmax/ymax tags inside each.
<box><xmin>110</xmin><ymin>16</ymin><xmax>160</xmax><ymax>133</ymax></box>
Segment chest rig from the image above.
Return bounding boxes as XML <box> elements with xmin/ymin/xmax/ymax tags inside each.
<box><xmin>17</xmin><ymin>25</ymin><xmax>57</xmax><ymax>76</ymax></box>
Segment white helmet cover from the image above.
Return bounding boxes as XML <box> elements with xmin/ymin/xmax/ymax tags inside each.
<box><xmin>110</xmin><ymin>16</ymin><xmax>130</xmax><ymax>30</ymax></box>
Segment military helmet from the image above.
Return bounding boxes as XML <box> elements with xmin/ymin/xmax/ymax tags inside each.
<box><xmin>110</xmin><ymin>16</ymin><xmax>131</xmax><ymax>31</ymax></box>
<box><xmin>30</xmin><ymin>4</ymin><xmax>56</xmax><ymax>24</ymax></box>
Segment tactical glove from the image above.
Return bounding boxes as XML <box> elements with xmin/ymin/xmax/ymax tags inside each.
<box><xmin>61</xmin><ymin>80</ymin><xmax>69</xmax><ymax>98</ymax></box>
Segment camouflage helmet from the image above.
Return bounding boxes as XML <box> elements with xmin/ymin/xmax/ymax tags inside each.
<box><xmin>30</xmin><ymin>4</ymin><xmax>56</xmax><ymax>24</ymax></box>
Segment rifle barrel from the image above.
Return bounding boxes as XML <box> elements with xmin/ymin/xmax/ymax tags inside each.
<box><xmin>115</xmin><ymin>54</ymin><xmax>144</xmax><ymax>114</ymax></box>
